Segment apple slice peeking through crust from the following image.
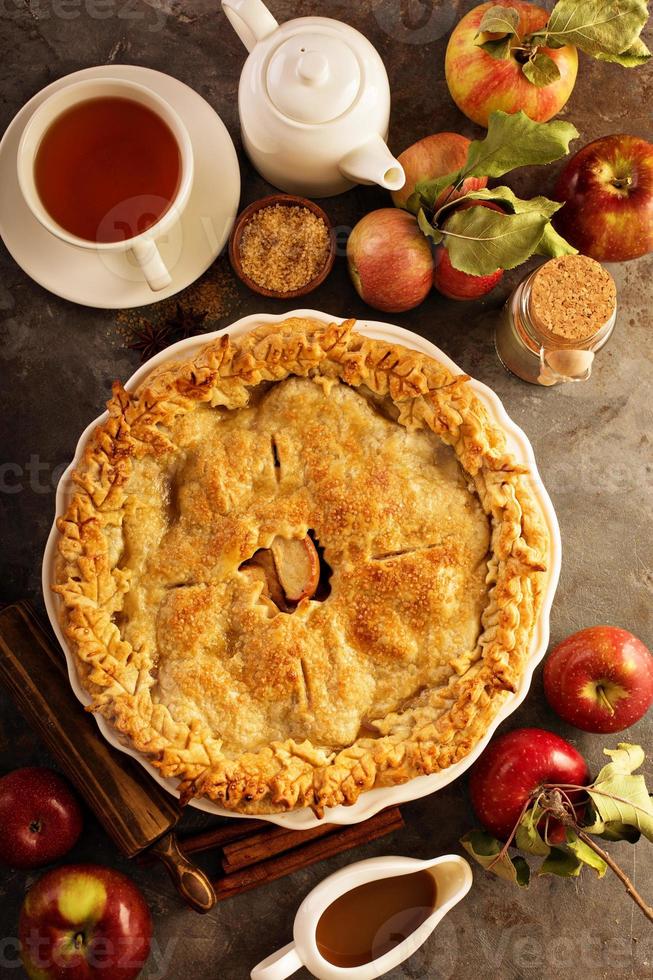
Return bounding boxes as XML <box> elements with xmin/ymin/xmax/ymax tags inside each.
<box><xmin>271</xmin><ymin>535</ymin><xmax>320</xmax><ymax>602</ymax></box>
<box><xmin>243</xmin><ymin>535</ymin><xmax>320</xmax><ymax>610</ymax></box>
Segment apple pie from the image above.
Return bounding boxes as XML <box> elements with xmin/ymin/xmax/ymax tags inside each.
<box><xmin>54</xmin><ymin>318</ymin><xmax>549</xmax><ymax>814</ymax></box>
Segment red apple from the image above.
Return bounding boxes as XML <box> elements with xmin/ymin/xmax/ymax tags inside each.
<box><xmin>391</xmin><ymin>133</ymin><xmax>488</xmax><ymax>212</ymax></box>
<box><xmin>554</xmin><ymin>135</ymin><xmax>653</xmax><ymax>261</ymax></box>
<box><xmin>445</xmin><ymin>1</ymin><xmax>578</xmax><ymax>127</ymax></box>
<box><xmin>544</xmin><ymin>626</ymin><xmax>653</xmax><ymax>733</ymax></box>
<box><xmin>347</xmin><ymin>209</ymin><xmax>434</xmax><ymax>313</ymax></box>
<box><xmin>0</xmin><ymin>767</ymin><xmax>83</xmax><ymax>869</ymax></box>
<box><xmin>19</xmin><ymin>864</ymin><xmax>152</xmax><ymax>980</ymax></box>
<box><xmin>433</xmin><ymin>200</ymin><xmax>504</xmax><ymax>299</ymax></box>
<box><xmin>469</xmin><ymin>727</ymin><xmax>590</xmax><ymax>843</ymax></box>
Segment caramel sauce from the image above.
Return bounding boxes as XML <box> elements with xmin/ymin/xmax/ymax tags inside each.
<box><xmin>315</xmin><ymin>869</ymin><xmax>437</xmax><ymax>968</ymax></box>
<box><xmin>34</xmin><ymin>96</ymin><xmax>181</xmax><ymax>243</ymax></box>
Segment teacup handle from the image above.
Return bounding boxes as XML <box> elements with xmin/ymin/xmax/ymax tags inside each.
<box><xmin>250</xmin><ymin>941</ymin><xmax>302</xmax><ymax>980</ymax></box>
<box><xmin>131</xmin><ymin>238</ymin><xmax>172</xmax><ymax>291</ymax></box>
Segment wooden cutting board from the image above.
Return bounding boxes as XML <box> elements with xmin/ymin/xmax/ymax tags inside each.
<box><xmin>0</xmin><ymin>601</ymin><xmax>215</xmax><ymax>912</ymax></box>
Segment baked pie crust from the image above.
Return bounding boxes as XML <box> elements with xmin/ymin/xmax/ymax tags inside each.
<box><xmin>54</xmin><ymin>318</ymin><xmax>549</xmax><ymax>814</ymax></box>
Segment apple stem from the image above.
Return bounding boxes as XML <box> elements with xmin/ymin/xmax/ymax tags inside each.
<box><xmin>576</xmin><ymin>830</ymin><xmax>653</xmax><ymax>925</ymax></box>
<box><xmin>596</xmin><ymin>685</ymin><xmax>616</xmax><ymax>716</ymax></box>
<box><xmin>485</xmin><ymin>794</ymin><xmax>535</xmax><ymax>873</ymax></box>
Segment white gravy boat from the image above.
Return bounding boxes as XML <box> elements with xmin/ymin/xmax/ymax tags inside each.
<box><xmin>250</xmin><ymin>853</ymin><xmax>472</xmax><ymax>980</ymax></box>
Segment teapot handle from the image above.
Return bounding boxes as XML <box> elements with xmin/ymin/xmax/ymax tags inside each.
<box><xmin>221</xmin><ymin>0</ymin><xmax>278</xmax><ymax>53</ymax></box>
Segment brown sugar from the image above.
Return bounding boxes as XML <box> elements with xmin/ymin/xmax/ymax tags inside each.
<box><xmin>238</xmin><ymin>204</ymin><xmax>331</xmax><ymax>293</ymax></box>
<box><xmin>530</xmin><ymin>254</ymin><xmax>617</xmax><ymax>341</ymax></box>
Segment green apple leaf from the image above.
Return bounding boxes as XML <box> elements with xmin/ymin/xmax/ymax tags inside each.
<box><xmin>544</xmin><ymin>0</ymin><xmax>649</xmax><ymax>59</ymax></box>
<box><xmin>535</xmin><ymin>221</ymin><xmax>578</xmax><ymax>258</ymax></box>
<box><xmin>412</xmin><ymin>172</ymin><xmax>463</xmax><ymax>213</ymax></box>
<box><xmin>515</xmin><ymin>805</ymin><xmax>551</xmax><ymax>856</ymax></box>
<box><xmin>460</xmin><ymin>185</ymin><xmax>563</xmax><ymax>219</ymax></box>
<box><xmin>476</xmin><ymin>5</ymin><xmax>521</xmax><ymax>37</ymax></box>
<box><xmin>565</xmin><ymin>830</ymin><xmax>608</xmax><ymax>877</ymax></box>
<box><xmin>479</xmin><ymin>35</ymin><xmax>515</xmax><ymax>59</ymax></box>
<box><xmin>584</xmin><ymin>743</ymin><xmax>653</xmax><ymax>842</ymax></box>
<box><xmin>538</xmin><ymin>846</ymin><xmax>583</xmax><ymax>878</ymax></box>
<box><xmin>531</xmin><ymin>33</ymin><xmax>567</xmax><ymax>49</ymax></box>
<box><xmin>596</xmin><ymin>35</ymin><xmax>652</xmax><ymax>65</ymax></box>
<box><xmin>522</xmin><ymin>51</ymin><xmax>562</xmax><ymax>86</ymax></box>
<box><xmin>441</xmin><ymin>207</ymin><xmax>549</xmax><ymax>275</ymax></box>
<box><xmin>596</xmin><ymin>821</ymin><xmax>641</xmax><ymax>843</ymax></box>
<box><xmin>417</xmin><ymin>207</ymin><xmax>443</xmax><ymax>244</ymax></box>
<box><xmin>464</xmin><ymin>111</ymin><xmax>579</xmax><ymax>179</ymax></box>
<box><xmin>460</xmin><ymin>830</ymin><xmax>530</xmax><ymax>886</ymax></box>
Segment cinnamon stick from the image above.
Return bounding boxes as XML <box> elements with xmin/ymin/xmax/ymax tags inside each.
<box><xmin>222</xmin><ymin>820</ymin><xmax>344</xmax><ymax>873</ymax></box>
<box><xmin>180</xmin><ymin>819</ymin><xmax>269</xmax><ymax>855</ymax></box>
<box><xmin>213</xmin><ymin>807</ymin><xmax>404</xmax><ymax>902</ymax></box>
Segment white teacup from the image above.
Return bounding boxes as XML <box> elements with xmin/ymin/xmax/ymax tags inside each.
<box><xmin>17</xmin><ymin>77</ymin><xmax>194</xmax><ymax>291</ymax></box>
<box><xmin>250</xmin><ymin>853</ymin><xmax>472</xmax><ymax>980</ymax></box>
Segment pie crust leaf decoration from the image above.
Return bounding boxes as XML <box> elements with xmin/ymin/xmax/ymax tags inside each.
<box><xmin>54</xmin><ymin>318</ymin><xmax>549</xmax><ymax>814</ymax></box>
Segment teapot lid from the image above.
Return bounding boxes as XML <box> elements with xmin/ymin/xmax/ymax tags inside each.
<box><xmin>266</xmin><ymin>32</ymin><xmax>361</xmax><ymax>124</ymax></box>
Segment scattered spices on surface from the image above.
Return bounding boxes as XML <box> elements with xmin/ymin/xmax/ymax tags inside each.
<box><xmin>238</xmin><ymin>204</ymin><xmax>331</xmax><ymax>293</ymax></box>
<box><xmin>125</xmin><ymin>318</ymin><xmax>173</xmax><ymax>361</ymax></box>
<box><xmin>530</xmin><ymin>254</ymin><xmax>617</xmax><ymax>341</ymax></box>
<box><xmin>166</xmin><ymin>303</ymin><xmax>208</xmax><ymax>339</ymax></box>
<box><xmin>116</xmin><ymin>258</ymin><xmax>239</xmax><ymax>361</ymax></box>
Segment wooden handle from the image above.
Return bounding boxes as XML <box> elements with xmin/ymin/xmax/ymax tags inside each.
<box><xmin>0</xmin><ymin>602</ymin><xmax>180</xmax><ymax>857</ymax></box>
<box><xmin>149</xmin><ymin>833</ymin><xmax>216</xmax><ymax>914</ymax></box>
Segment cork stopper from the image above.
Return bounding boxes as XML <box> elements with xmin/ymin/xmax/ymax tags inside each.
<box><xmin>529</xmin><ymin>255</ymin><xmax>617</xmax><ymax>342</ymax></box>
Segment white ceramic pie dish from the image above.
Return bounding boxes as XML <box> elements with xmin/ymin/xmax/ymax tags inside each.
<box><xmin>43</xmin><ymin>309</ymin><xmax>561</xmax><ymax>829</ymax></box>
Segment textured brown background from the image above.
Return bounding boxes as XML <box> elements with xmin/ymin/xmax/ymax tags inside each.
<box><xmin>0</xmin><ymin>2</ymin><xmax>652</xmax><ymax>978</ymax></box>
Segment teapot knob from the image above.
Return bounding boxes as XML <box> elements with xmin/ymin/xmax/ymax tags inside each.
<box><xmin>297</xmin><ymin>51</ymin><xmax>329</xmax><ymax>85</ymax></box>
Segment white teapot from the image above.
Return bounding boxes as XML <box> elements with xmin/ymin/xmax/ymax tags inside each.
<box><xmin>221</xmin><ymin>0</ymin><xmax>406</xmax><ymax>197</ymax></box>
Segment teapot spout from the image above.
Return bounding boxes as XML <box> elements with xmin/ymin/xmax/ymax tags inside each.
<box><xmin>339</xmin><ymin>135</ymin><xmax>405</xmax><ymax>192</ymax></box>
<box><xmin>221</xmin><ymin>0</ymin><xmax>278</xmax><ymax>53</ymax></box>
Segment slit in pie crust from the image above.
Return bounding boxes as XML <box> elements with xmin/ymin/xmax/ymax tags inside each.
<box><xmin>54</xmin><ymin>318</ymin><xmax>549</xmax><ymax>814</ymax></box>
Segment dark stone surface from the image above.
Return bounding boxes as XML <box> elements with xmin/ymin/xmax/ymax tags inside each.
<box><xmin>1</xmin><ymin>2</ymin><xmax>652</xmax><ymax>978</ymax></box>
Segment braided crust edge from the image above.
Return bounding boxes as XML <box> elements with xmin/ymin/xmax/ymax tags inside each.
<box><xmin>54</xmin><ymin>318</ymin><xmax>549</xmax><ymax>814</ymax></box>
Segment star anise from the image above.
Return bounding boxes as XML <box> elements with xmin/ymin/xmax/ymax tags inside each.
<box><xmin>165</xmin><ymin>303</ymin><xmax>208</xmax><ymax>340</ymax></box>
<box><xmin>127</xmin><ymin>319</ymin><xmax>174</xmax><ymax>362</ymax></box>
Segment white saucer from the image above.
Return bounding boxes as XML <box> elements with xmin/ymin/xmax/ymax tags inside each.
<box><xmin>0</xmin><ymin>66</ymin><xmax>240</xmax><ymax>309</ymax></box>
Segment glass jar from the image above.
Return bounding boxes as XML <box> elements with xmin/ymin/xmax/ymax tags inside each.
<box><xmin>495</xmin><ymin>256</ymin><xmax>617</xmax><ymax>386</ymax></box>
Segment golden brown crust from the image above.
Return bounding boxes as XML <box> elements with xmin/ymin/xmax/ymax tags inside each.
<box><xmin>54</xmin><ymin>318</ymin><xmax>549</xmax><ymax>814</ymax></box>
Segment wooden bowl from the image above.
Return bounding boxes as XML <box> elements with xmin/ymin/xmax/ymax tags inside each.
<box><xmin>228</xmin><ymin>194</ymin><xmax>336</xmax><ymax>299</ymax></box>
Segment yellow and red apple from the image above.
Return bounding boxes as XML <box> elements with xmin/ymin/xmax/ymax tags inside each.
<box><xmin>445</xmin><ymin>1</ymin><xmax>578</xmax><ymax>127</ymax></box>
<box><xmin>391</xmin><ymin>133</ymin><xmax>487</xmax><ymax>212</ymax></box>
<box><xmin>19</xmin><ymin>864</ymin><xmax>152</xmax><ymax>979</ymax></box>
<box><xmin>347</xmin><ymin>209</ymin><xmax>434</xmax><ymax>313</ymax></box>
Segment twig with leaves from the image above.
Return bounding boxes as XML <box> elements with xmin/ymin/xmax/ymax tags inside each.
<box><xmin>405</xmin><ymin>110</ymin><xmax>579</xmax><ymax>277</ymax></box>
<box><xmin>477</xmin><ymin>1</ymin><xmax>651</xmax><ymax>84</ymax></box>
<box><xmin>462</xmin><ymin>743</ymin><xmax>653</xmax><ymax>924</ymax></box>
